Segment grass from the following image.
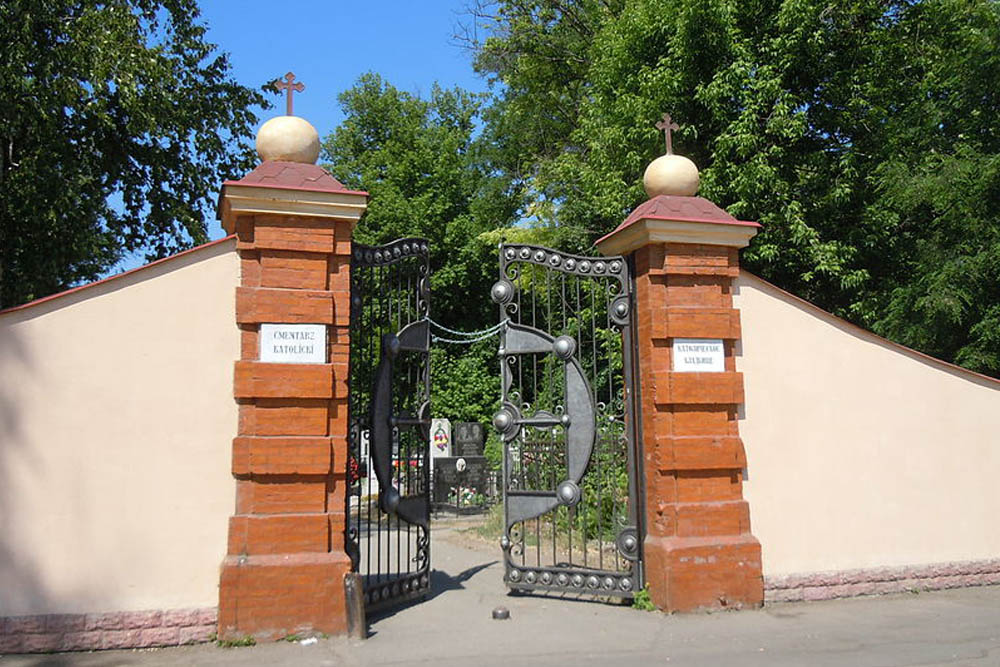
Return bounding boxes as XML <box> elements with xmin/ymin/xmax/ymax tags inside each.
<box><xmin>216</xmin><ymin>635</ymin><xmax>256</xmax><ymax>648</ymax></box>
<box><xmin>632</xmin><ymin>585</ymin><xmax>656</xmax><ymax>611</ymax></box>
<box><xmin>472</xmin><ymin>502</ymin><xmax>505</xmax><ymax>541</ymax></box>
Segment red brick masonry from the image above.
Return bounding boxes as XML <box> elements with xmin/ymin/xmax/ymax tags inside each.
<box><xmin>218</xmin><ymin>211</ymin><xmax>354</xmax><ymax>640</ymax></box>
<box><xmin>765</xmin><ymin>558</ymin><xmax>1000</xmax><ymax>602</ymax></box>
<box><xmin>0</xmin><ymin>607</ymin><xmax>216</xmax><ymax>654</ymax></box>
<box><xmin>633</xmin><ymin>242</ymin><xmax>764</xmax><ymax>611</ymax></box>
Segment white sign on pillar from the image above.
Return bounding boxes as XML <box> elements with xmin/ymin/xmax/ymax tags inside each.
<box><xmin>259</xmin><ymin>323</ymin><xmax>327</xmax><ymax>363</ymax></box>
<box><xmin>672</xmin><ymin>338</ymin><xmax>725</xmax><ymax>373</ymax></box>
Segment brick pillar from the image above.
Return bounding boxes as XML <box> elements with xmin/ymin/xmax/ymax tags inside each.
<box><xmin>597</xmin><ymin>195</ymin><xmax>763</xmax><ymax>611</ymax></box>
<box><xmin>216</xmin><ymin>160</ymin><xmax>367</xmax><ymax>640</ymax></box>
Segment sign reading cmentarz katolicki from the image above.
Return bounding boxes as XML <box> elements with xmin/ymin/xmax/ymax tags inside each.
<box><xmin>259</xmin><ymin>323</ymin><xmax>327</xmax><ymax>364</ymax></box>
<box><xmin>672</xmin><ymin>338</ymin><xmax>725</xmax><ymax>373</ymax></box>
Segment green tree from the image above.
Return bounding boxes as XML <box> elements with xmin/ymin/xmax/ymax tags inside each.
<box><xmin>463</xmin><ymin>0</ymin><xmax>1000</xmax><ymax>376</ymax></box>
<box><xmin>0</xmin><ymin>0</ymin><xmax>267</xmax><ymax>308</ymax></box>
<box><xmin>322</xmin><ymin>72</ymin><xmax>521</xmax><ymax>332</ymax></box>
<box><xmin>322</xmin><ymin>73</ymin><xmax>520</xmax><ymax>418</ymax></box>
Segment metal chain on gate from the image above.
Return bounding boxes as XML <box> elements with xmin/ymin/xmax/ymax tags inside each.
<box><xmin>424</xmin><ymin>317</ymin><xmax>509</xmax><ymax>344</ymax></box>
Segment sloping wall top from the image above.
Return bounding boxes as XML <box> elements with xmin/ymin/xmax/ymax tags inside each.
<box><xmin>0</xmin><ymin>238</ymin><xmax>239</xmax><ymax>615</ymax></box>
<box><xmin>735</xmin><ymin>271</ymin><xmax>1000</xmax><ymax>577</ymax></box>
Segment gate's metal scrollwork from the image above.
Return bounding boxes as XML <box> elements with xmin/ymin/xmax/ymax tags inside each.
<box><xmin>492</xmin><ymin>244</ymin><xmax>643</xmax><ymax>598</ymax></box>
<box><xmin>347</xmin><ymin>238</ymin><xmax>432</xmax><ymax>613</ymax></box>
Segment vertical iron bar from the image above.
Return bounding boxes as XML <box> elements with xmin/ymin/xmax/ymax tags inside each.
<box><xmin>395</xmin><ymin>260</ymin><xmax>401</xmax><ymax>583</ymax></box>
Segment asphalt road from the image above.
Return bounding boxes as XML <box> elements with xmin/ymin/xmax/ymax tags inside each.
<box><xmin>3</xmin><ymin>517</ymin><xmax>999</xmax><ymax>666</ymax></box>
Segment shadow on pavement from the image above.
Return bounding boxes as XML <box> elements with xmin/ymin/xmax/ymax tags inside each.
<box><xmin>365</xmin><ymin>561</ymin><xmax>499</xmax><ymax>636</ymax></box>
<box><xmin>427</xmin><ymin>561</ymin><xmax>498</xmax><ymax>600</ymax></box>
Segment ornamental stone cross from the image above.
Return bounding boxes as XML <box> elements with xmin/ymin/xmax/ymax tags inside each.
<box><xmin>655</xmin><ymin>112</ymin><xmax>680</xmax><ymax>155</ymax></box>
<box><xmin>275</xmin><ymin>72</ymin><xmax>305</xmax><ymax>116</ymax></box>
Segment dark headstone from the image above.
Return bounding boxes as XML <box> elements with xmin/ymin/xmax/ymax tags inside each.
<box><xmin>433</xmin><ymin>456</ymin><xmax>489</xmax><ymax>506</ymax></box>
<box><xmin>453</xmin><ymin>422</ymin><xmax>485</xmax><ymax>457</ymax></box>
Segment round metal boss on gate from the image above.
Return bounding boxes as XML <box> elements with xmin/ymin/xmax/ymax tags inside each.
<box><xmin>616</xmin><ymin>527</ymin><xmax>640</xmax><ymax>561</ymax></box>
<box><xmin>491</xmin><ymin>279</ymin><xmax>514</xmax><ymax>304</ymax></box>
<box><xmin>493</xmin><ymin>409</ymin><xmax>512</xmax><ymax>433</ymax></box>
<box><xmin>493</xmin><ymin>404</ymin><xmax>521</xmax><ymax>439</ymax></box>
<box><xmin>552</xmin><ymin>335</ymin><xmax>576</xmax><ymax>359</ymax></box>
<box><xmin>611</xmin><ymin>296</ymin><xmax>630</xmax><ymax>325</ymax></box>
<box><xmin>556</xmin><ymin>480</ymin><xmax>582</xmax><ymax>506</ymax></box>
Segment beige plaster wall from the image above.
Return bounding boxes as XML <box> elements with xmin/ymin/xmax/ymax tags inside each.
<box><xmin>735</xmin><ymin>271</ymin><xmax>1000</xmax><ymax>578</ymax></box>
<box><xmin>0</xmin><ymin>239</ymin><xmax>238</xmax><ymax>615</ymax></box>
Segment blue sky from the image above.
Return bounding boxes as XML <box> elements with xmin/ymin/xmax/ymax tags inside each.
<box><xmin>201</xmin><ymin>0</ymin><xmax>488</xmax><ymax>148</ymax></box>
<box><xmin>106</xmin><ymin>1</ymin><xmax>491</xmax><ymax>275</ymax></box>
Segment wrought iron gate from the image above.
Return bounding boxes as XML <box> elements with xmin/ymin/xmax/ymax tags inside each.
<box><xmin>347</xmin><ymin>238</ymin><xmax>432</xmax><ymax>612</ymax></box>
<box><xmin>491</xmin><ymin>244</ymin><xmax>643</xmax><ymax>598</ymax></box>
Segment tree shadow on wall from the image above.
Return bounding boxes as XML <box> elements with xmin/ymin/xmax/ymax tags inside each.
<box><xmin>0</xmin><ymin>313</ymin><xmax>57</xmax><ymax>628</ymax></box>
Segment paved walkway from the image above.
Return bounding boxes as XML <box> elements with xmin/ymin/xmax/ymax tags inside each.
<box><xmin>3</xmin><ymin>517</ymin><xmax>999</xmax><ymax>666</ymax></box>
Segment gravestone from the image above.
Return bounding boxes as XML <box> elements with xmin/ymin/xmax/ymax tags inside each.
<box><xmin>430</xmin><ymin>418</ymin><xmax>452</xmax><ymax>458</ymax></box>
<box><xmin>453</xmin><ymin>422</ymin><xmax>485</xmax><ymax>457</ymax></box>
<box><xmin>433</xmin><ymin>456</ymin><xmax>489</xmax><ymax>509</ymax></box>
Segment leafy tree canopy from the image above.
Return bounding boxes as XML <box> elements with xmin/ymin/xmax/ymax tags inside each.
<box><xmin>0</xmin><ymin>0</ymin><xmax>267</xmax><ymax>307</ymax></box>
<box><xmin>322</xmin><ymin>73</ymin><xmax>523</xmax><ymax>418</ymax></box>
<box><xmin>322</xmin><ymin>72</ymin><xmax>520</xmax><ymax>329</ymax></box>
<box><xmin>462</xmin><ymin>0</ymin><xmax>1000</xmax><ymax>376</ymax></box>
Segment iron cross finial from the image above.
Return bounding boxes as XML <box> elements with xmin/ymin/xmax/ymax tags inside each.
<box><xmin>655</xmin><ymin>112</ymin><xmax>680</xmax><ymax>155</ymax></box>
<box><xmin>274</xmin><ymin>72</ymin><xmax>305</xmax><ymax>116</ymax></box>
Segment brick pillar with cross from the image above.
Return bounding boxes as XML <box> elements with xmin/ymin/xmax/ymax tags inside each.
<box><xmin>596</xmin><ymin>116</ymin><xmax>764</xmax><ymax>611</ymax></box>
<box><xmin>215</xmin><ymin>104</ymin><xmax>368</xmax><ymax>640</ymax></box>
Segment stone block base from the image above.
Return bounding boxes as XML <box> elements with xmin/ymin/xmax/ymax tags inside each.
<box><xmin>218</xmin><ymin>552</ymin><xmax>351</xmax><ymax>641</ymax></box>
<box><xmin>0</xmin><ymin>607</ymin><xmax>216</xmax><ymax>654</ymax></box>
<box><xmin>765</xmin><ymin>558</ymin><xmax>1000</xmax><ymax>602</ymax></box>
<box><xmin>644</xmin><ymin>534</ymin><xmax>763</xmax><ymax>611</ymax></box>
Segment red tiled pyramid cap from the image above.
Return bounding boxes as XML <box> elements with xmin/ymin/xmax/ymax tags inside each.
<box><xmin>595</xmin><ymin>194</ymin><xmax>758</xmax><ymax>248</ymax></box>
<box><xmin>217</xmin><ymin>161</ymin><xmax>368</xmax><ymax>232</ymax></box>
<box><xmin>222</xmin><ymin>160</ymin><xmax>367</xmax><ymax>196</ymax></box>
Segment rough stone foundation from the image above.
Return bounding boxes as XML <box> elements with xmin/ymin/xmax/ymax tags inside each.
<box><xmin>765</xmin><ymin>559</ymin><xmax>1000</xmax><ymax>602</ymax></box>
<box><xmin>0</xmin><ymin>607</ymin><xmax>216</xmax><ymax>654</ymax></box>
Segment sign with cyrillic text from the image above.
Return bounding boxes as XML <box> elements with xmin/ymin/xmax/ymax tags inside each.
<box><xmin>259</xmin><ymin>323</ymin><xmax>327</xmax><ymax>364</ymax></box>
<box><xmin>672</xmin><ymin>338</ymin><xmax>724</xmax><ymax>373</ymax></box>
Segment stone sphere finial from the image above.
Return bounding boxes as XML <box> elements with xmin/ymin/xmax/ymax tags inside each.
<box><xmin>255</xmin><ymin>71</ymin><xmax>319</xmax><ymax>164</ymax></box>
<box><xmin>644</xmin><ymin>112</ymin><xmax>699</xmax><ymax>197</ymax></box>
<box><xmin>255</xmin><ymin>115</ymin><xmax>320</xmax><ymax>164</ymax></box>
<box><xmin>643</xmin><ymin>154</ymin><xmax>699</xmax><ymax>197</ymax></box>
